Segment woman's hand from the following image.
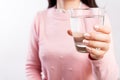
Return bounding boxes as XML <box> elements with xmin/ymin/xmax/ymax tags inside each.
<box><xmin>67</xmin><ymin>25</ymin><xmax>111</xmax><ymax>60</ymax></box>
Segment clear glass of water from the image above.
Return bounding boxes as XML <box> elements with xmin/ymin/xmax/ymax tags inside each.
<box><xmin>70</xmin><ymin>8</ymin><xmax>105</xmax><ymax>53</ymax></box>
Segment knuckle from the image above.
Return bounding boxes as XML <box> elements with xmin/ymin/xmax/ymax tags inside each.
<box><xmin>89</xmin><ymin>40</ymin><xmax>93</xmax><ymax>46</ymax></box>
<box><xmin>106</xmin><ymin>30</ymin><xmax>111</xmax><ymax>34</ymax></box>
<box><xmin>97</xmin><ymin>51</ymin><xmax>105</xmax><ymax>58</ymax></box>
<box><xmin>106</xmin><ymin>35</ymin><xmax>111</xmax><ymax>43</ymax></box>
<box><xmin>105</xmin><ymin>26</ymin><xmax>111</xmax><ymax>34</ymax></box>
<box><xmin>105</xmin><ymin>43</ymin><xmax>110</xmax><ymax>51</ymax></box>
<box><xmin>107</xmin><ymin>27</ymin><xmax>111</xmax><ymax>34</ymax></box>
<box><xmin>102</xmin><ymin>43</ymin><xmax>109</xmax><ymax>51</ymax></box>
<box><xmin>89</xmin><ymin>32</ymin><xmax>95</xmax><ymax>39</ymax></box>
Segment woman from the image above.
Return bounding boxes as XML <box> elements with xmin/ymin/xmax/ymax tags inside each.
<box><xmin>26</xmin><ymin>0</ymin><xmax>119</xmax><ymax>80</ymax></box>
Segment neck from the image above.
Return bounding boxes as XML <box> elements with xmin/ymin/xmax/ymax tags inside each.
<box><xmin>57</xmin><ymin>0</ymin><xmax>81</xmax><ymax>10</ymax></box>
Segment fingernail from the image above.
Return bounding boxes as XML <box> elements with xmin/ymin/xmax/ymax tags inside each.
<box><xmin>94</xmin><ymin>25</ymin><xmax>100</xmax><ymax>30</ymax></box>
<box><xmin>84</xmin><ymin>33</ymin><xmax>90</xmax><ymax>38</ymax></box>
<box><xmin>83</xmin><ymin>39</ymin><xmax>89</xmax><ymax>45</ymax></box>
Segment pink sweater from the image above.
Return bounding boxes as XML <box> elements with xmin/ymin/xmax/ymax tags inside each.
<box><xmin>26</xmin><ymin>4</ymin><xmax>119</xmax><ymax>80</ymax></box>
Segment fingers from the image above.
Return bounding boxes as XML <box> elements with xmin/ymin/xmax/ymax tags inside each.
<box><xmin>67</xmin><ymin>25</ymin><xmax>111</xmax><ymax>60</ymax></box>
<box><xmin>68</xmin><ymin>25</ymin><xmax>111</xmax><ymax>37</ymax></box>
<box><xmin>94</xmin><ymin>25</ymin><xmax>111</xmax><ymax>34</ymax></box>
<box><xmin>83</xmin><ymin>39</ymin><xmax>110</xmax><ymax>51</ymax></box>
<box><xmin>86</xmin><ymin>46</ymin><xmax>105</xmax><ymax>59</ymax></box>
<box><xmin>84</xmin><ymin>33</ymin><xmax>111</xmax><ymax>43</ymax></box>
<box><xmin>83</xmin><ymin>26</ymin><xmax>111</xmax><ymax>60</ymax></box>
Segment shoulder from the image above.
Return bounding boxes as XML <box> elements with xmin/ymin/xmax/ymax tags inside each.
<box><xmin>35</xmin><ymin>7</ymin><xmax>55</xmax><ymax>19</ymax></box>
<box><xmin>33</xmin><ymin>7</ymin><xmax>54</xmax><ymax>26</ymax></box>
<box><xmin>32</xmin><ymin>7</ymin><xmax>55</xmax><ymax>36</ymax></box>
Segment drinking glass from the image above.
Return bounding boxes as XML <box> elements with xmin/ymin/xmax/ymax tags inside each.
<box><xmin>70</xmin><ymin>8</ymin><xmax>105</xmax><ymax>53</ymax></box>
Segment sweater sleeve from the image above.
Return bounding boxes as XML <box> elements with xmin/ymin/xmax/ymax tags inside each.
<box><xmin>25</xmin><ymin>13</ymin><xmax>42</xmax><ymax>80</ymax></box>
<box><xmin>89</xmin><ymin>14</ymin><xmax>119</xmax><ymax>80</ymax></box>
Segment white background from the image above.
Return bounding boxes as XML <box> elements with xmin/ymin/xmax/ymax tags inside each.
<box><xmin>0</xmin><ymin>0</ymin><xmax>119</xmax><ymax>80</ymax></box>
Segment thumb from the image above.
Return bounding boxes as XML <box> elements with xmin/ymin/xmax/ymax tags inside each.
<box><xmin>67</xmin><ymin>30</ymin><xmax>72</xmax><ymax>36</ymax></box>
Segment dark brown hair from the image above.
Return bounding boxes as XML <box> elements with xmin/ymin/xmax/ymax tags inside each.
<box><xmin>48</xmin><ymin>0</ymin><xmax>98</xmax><ymax>8</ymax></box>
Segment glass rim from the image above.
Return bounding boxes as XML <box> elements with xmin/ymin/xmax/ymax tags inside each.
<box><xmin>70</xmin><ymin>7</ymin><xmax>105</xmax><ymax>18</ymax></box>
